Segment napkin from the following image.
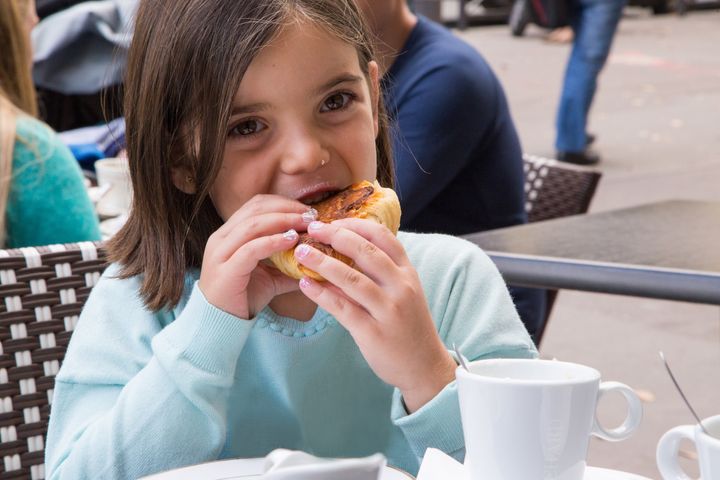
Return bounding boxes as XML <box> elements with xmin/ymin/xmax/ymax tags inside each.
<box><xmin>261</xmin><ymin>449</ymin><xmax>386</xmax><ymax>480</ymax></box>
<box><xmin>416</xmin><ymin>448</ymin><xmax>468</xmax><ymax>480</ymax></box>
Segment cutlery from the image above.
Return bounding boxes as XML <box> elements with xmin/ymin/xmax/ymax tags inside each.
<box><xmin>453</xmin><ymin>343</ymin><xmax>470</xmax><ymax>372</ymax></box>
<box><xmin>659</xmin><ymin>351</ymin><xmax>708</xmax><ymax>435</ymax></box>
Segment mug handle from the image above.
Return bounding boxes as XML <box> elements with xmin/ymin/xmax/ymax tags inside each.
<box><xmin>591</xmin><ymin>381</ymin><xmax>643</xmax><ymax>441</ymax></box>
<box><xmin>656</xmin><ymin>425</ymin><xmax>695</xmax><ymax>480</ymax></box>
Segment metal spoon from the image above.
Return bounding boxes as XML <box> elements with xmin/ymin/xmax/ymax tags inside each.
<box><xmin>659</xmin><ymin>351</ymin><xmax>709</xmax><ymax>435</ymax></box>
<box><xmin>453</xmin><ymin>342</ymin><xmax>470</xmax><ymax>372</ymax></box>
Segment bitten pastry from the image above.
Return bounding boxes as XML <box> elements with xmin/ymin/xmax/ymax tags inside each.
<box><xmin>270</xmin><ymin>180</ymin><xmax>401</xmax><ymax>281</ymax></box>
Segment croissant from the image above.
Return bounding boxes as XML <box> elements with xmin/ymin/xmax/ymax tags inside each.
<box><xmin>270</xmin><ymin>180</ymin><xmax>401</xmax><ymax>281</ymax></box>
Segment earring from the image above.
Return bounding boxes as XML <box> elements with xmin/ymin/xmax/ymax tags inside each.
<box><xmin>320</xmin><ymin>158</ymin><xmax>328</xmax><ymax>167</ymax></box>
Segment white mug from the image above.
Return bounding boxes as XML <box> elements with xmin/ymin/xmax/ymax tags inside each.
<box><xmin>95</xmin><ymin>157</ymin><xmax>132</xmax><ymax>216</ymax></box>
<box><xmin>456</xmin><ymin>358</ymin><xmax>643</xmax><ymax>480</ymax></box>
<box><xmin>657</xmin><ymin>414</ymin><xmax>720</xmax><ymax>479</ymax></box>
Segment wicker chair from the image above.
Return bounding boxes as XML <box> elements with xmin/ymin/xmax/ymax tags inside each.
<box><xmin>0</xmin><ymin>242</ymin><xmax>108</xmax><ymax>480</ymax></box>
<box><xmin>521</xmin><ymin>154</ymin><xmax>602</xmax><ymax>344</ymax></box>
<box><xmin>523</xmin><ymin>154</ymin><xmax>601</xmax><ymax>223</ymax></box>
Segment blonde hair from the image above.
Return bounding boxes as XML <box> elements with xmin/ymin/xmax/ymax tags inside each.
<box><xmin>0</xmin><ymin>0</ymin><xmax>38</xmax><ymax>116</ymax></box>
<box><xmin>0</xmin><ymin>96</ymin><xmax>17</xmax><ymax>246</ymax></box>
<box><xmin>0</xmin><ymin>0</ymin><xmax>40</xmax><ymax>246</ymax></box>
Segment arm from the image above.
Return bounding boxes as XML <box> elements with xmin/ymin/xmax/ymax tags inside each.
<box><xmin>46</xmin><ymin>186</ymin><xmax>312</xmax><ymax>478</ymax></box>
<box><xmin>46</xmin><ymin>269</ymin><xmax>254</xmax><ymax>480</ymax></box>
<box><xmin>293</xmin><ymin>223</ymin><xmax>536</xmax><ymax>469</ymax></box>
<box><xmin>7</xmin><ymin>119</ymin><xmax>101</xmax><ymax>247</ymax></box>
<box><xmin>389</xmin><ymin>235</ymin><xmax>538</xmax><ymax>464</ymax></box>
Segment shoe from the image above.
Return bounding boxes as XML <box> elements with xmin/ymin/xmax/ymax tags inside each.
<box><xmin>557</xmin><ymin>150</ymin><xmax>601</xmax><ymax>166</ymax></box>
<box><xmin>586</xmin><ymin>133</ymin><xmax>596</xmax><ymax>146</ymax></box>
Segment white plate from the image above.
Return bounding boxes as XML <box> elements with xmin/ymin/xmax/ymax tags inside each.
<box><xmin>585</xmin><ymin>466</ymin><xmax>652</xmax><ymax>479</ymax></box>
<box><xmin>140</xmin><ymin>458</ymin><xmax>414</xmax><ymax>479</ymax></box>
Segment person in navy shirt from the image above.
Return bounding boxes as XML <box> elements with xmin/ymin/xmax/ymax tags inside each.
<box><xmin>357</xmin><ymin>0</ymin><xmax>546</xmax><ymax>342</ymax></box>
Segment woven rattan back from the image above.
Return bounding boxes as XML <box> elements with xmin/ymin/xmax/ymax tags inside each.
<box><xmin>0</xmin><ymin>242</ymin><xmax>108</xmax><ymax>479</ymax></box>
<box><xmin>523</xmin><ymin>154</ymin><xmax>602</xmax><ymax>223</ymax></box>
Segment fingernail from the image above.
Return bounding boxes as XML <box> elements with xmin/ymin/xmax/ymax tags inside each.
<box><xmin>308</xmin><ymin>221</ymin><xmax>324</xmax><ymax>231</ymax></box>
<box><xmin>283</xmin><ymin>229</ymin><xmax>298</xmax><ymax>241</ymax></box>
<box><xmin>299</xmin><ymin>277</ymin><xmax>314</xmax><ymax>290</ymax></box>
<box><xmin>302</xmin><ymin>208</ymin><xmax>318</xmax><ymax>223</ymax></box>
<box><xmin>295</xmin><ymin>243</ymin><xmax>311</xmax><ymax>259</ymax></box>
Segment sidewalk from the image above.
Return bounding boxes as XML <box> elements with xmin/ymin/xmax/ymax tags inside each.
<box><xmin>455</xmin><ymin>8</ymin><xmax>720</xmax><ymax>478</ymax></box>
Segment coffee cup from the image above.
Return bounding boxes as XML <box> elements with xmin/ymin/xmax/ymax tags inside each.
<box><xmin>95</xmin><ymin>157</ymin><xmax>132</xmax><ymax>216</ymax></box>
<box><xmin>456</xmin><ymin>358</ymin><xmax>643</xmax><ymax>480</ymax></box>
<box><xmin>657</xmin><ymin>414</ymin><xmax>720</xmax><ymax>479</ymax></box>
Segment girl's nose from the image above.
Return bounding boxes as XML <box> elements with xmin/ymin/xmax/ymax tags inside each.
<box><xmin>279</xmin><ymin>126</ymin><xmax>329</xmax><ymax>175</ymax></box>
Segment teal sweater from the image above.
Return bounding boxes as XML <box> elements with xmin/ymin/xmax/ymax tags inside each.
<box><xmin>46</xmin><ymin>232</ymin><xmax>536</xmax><ymax>479</ymax></box>
<box><xmin>6</xmin><ymin>117</ymin><xmax>100</xmax><ymax>247</ymax></box>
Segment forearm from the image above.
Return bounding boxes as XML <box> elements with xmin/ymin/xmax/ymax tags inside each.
<box><xmin>400</xmin><ymin>348</ymin><xmax>456</xmax><ymax>413</ymax></box>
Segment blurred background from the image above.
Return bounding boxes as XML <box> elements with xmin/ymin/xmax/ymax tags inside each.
<box><xmin>438</xmin><ymin>3</ymin><xmax>719</xmax><ymax>478</ymax></box>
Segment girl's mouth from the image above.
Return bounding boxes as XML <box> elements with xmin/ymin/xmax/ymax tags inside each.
<box><xmin>300</xmin><ymin>190</ymin><xmax>339</xmax><ymax>205</ymax></box>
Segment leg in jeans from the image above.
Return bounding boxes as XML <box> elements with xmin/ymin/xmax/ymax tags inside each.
<box><xmin>556</xmin><ymin>0</ymin><xmax>626</xmax><ymax>153</ymax></box>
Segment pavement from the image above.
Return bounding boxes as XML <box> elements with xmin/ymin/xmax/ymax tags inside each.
<box><xmin>453</xmin><ymin>7</ymin><xmax>720</xmax><ymax>479</ymax></box>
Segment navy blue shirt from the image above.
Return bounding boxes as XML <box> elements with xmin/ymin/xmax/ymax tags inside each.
<box><xmin>382</xmin><ymin>16</ymin><xmax>527</xmax><ymax>235</ymax></box>
<box><xmin>382</xmin><ymin>17</ymin><xmax>546</xmax><ymax>340</ymax></box>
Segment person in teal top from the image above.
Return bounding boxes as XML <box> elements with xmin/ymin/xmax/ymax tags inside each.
<box><xmin>6</xmin><ymin>116</ymin><xmax>101</xmax><ymax>247</ymax></box>
<box><xmin>0</xmin><ymin>0</ymin><xmax>100</xmax><ymax>248</ymax></box>
<box><xmin>45</xmin><ymin>0</ymin><xmax>536</xmax><ymax>478</ymax></box>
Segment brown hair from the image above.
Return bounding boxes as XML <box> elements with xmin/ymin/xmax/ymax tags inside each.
<box><xmin>110</xmin><ymin>0</ymin><xmax>394</xmax><ymax>311</ymax></box>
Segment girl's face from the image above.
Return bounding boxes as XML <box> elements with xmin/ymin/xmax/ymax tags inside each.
<box><xmin>208</xmin><ymin>20</ymin><xmax>380</xmax><ymax>221</ymax></box>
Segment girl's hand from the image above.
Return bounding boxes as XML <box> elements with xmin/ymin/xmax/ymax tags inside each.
<box><xmin>199</xmin><ymin>195</ymin><xmax>311</xmax><ymax>320</ymax></box>
<box><xmin>295</xmin><ymin>218</ymin><xmax>457</xmax><ymax>413</ymax></box>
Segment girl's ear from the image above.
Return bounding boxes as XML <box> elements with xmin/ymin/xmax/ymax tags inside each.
<box><xmin>171</xmin><ymin>166</ymin><xmax>197</xmax><ymax>194</ymax></box>
<box><xmin>368</xmin><ymin>60</ymin><xmax>380</xmax><ymax>137</ymax></box>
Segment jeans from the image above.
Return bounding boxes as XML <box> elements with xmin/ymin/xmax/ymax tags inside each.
<box><xmin>555</xmin><ymin>0</ymin><xmax>626</xmax><ymax>153</ymax></box>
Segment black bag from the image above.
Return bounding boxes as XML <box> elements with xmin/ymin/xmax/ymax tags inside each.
<box><xmin>36</xmin><ymin>83</ymin><xmax>124</xmax><ymax>132</ymax></box>
<box><xmin>528</xmin><ymin>0</ymin><xmax>570</xmax><ymax>29</ymax></box>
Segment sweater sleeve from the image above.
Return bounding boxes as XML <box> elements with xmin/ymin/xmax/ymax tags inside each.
<box><xmin>390</xmin><ymin>234</ymin><xmax>537</xmax><ymax>463</ymax></box>
<box><xmin>45</xmin><ymin>268</ymin><xmax>254</xmax><ymax>480</ymax></box>
<box><xmin>7</xmin><ymin>117</ymin><xmax>100</xmax><ymax>248</ymax></box>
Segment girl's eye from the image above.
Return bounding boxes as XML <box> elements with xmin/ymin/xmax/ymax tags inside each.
<box><xmin>229</xmin><ymin>119</ymin><xmax>266</xmax><ymax>137</ymax></box>
<box><xmin>320</xmin><ymin>92</ymin><xmax>355</xmax><ymax>113</ymax></box>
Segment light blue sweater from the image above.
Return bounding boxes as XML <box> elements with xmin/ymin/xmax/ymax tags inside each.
<box><xmin>46</xmin><ymin>232</ymin><xmax>536</xmax><ymax>479</ymax></box>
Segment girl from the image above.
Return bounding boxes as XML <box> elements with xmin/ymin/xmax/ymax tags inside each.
<box><xmin>45</xmin><ymin>0</ymin><xmax>536</xmax><ymax>478</ymax></box>
<box><xmin>0</xmin><ymin>0</ymin><xmax>100</xmax><ymax>247</ymax></box>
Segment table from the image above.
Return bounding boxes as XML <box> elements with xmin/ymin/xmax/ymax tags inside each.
<box><xmin>463</xmin><ymin>200</ymin><xmax>720</xmax><ymax>305</ymax></box>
